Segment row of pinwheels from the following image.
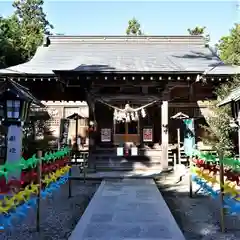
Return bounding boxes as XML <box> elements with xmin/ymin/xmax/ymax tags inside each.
<box><xmin>0</xmin><ymin>148</ymin><xmax>71</xmax><ymax>229</ymax></box>
<box><xmin>191</xmin><ymin>151</ymin><xmax>240</xmax><ymax>215</ymax></box>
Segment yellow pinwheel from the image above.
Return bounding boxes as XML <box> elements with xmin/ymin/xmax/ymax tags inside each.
<box><xmin>29</xmin><ymin>183</ymin><xmax>39</xmax><ymax>194</ymax></box>
<box><xmin>208</xmin><ymin>175</ymin><xmax>218</xmax><ymax>186</ymax></box>
<box><xmin>42</xmin><ymin>175</ymin><xmax>53</xmax><ymax>186</ymax></box>
<box><xmin>0</xmin><ymin>201</ymin><xmax>10</xmax><ymax>214</ymax></box>
<box><xmin>222</xmin><ymin>182</ymin><xmax>239</xmax><ymax>197</ymax></box>
<box><xmin>203</xmin><ymin>174</ymin><xmax>214</xmax><ymax>183</ymax></box>
<box><xmin>55</xmin><ymin>169</ymin><xmax>62</xmax><ymax>178</ymax></box>
<box><xmin>24</xmin><ymin>183</ymin><xmax>39</xmax><ymax>199</ymax></box>
<box><xmin>14</xmin><ymin>191</ymin><xmax>27</xmax><ymax>202</ymax></box>
<box><xmin>3</xmin><ymin>196</ymin><xmax>16</xmax><ymax>209</ymax></box>
<box><xmin>195</xmin><ymin>168</ymin><xmax>204</xmax><ymax>178</ymax></box>
<box><xmin>49</xmin><ymin>173</ymin><xmax>57</xmax><ymax>182</ymax></box>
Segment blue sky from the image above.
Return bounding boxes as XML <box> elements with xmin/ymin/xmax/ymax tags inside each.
<box><xmin>0</xmin><ymin>1</ymin><xmax>239</xmax><ymax>44</ymax></box>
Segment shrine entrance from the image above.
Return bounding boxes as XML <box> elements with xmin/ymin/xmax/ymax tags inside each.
<box><xmin>114</xmin><ymin>119</ymin><xmax>140</xmax><ymax>146</ymax></box>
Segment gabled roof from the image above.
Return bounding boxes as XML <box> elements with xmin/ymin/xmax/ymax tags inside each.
<box><xmin>0</xmin><ymin>35</ymin><xmax>239</xmax><ymax>75</ymax></box>
<box><xmin>67</xmin><ymin>112</ymin><xmax>87</xmax><ymax>119</ymax></box>
<box><xmin>0</xmin><ymin>78</ymin><xmax>44</xmax><ymax>106</ymax></box>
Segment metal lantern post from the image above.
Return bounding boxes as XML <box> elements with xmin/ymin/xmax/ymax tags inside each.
<box><xmin>67</xmin><ymin>112</ymin><xmax>87</xmax><ymax>149</ymax></box>
<box><xmin>0</xmin><ymin>78</ymin><xmax>43</xmax><ymax>180</ymax></box>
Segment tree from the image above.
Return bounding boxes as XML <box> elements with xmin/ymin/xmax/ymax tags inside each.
<box><xmin>0</xmin><ymin>0</ymin><xmax>53</xmax><ymax>68</ymax></box>
<box><xmin>126</xmin><ymin>17</ymin><xmax>142</xmax><ymax>36</ymax></box>
<box><xmin>198</xmin><ymin>23</ymin><xmax>240</xmax><ymax>157</ymax></box>
<box><xmin>12</xmin><ymin>0</ymin><xmax>53</xmax><ymax>60</ymax></box>
<box><xmin>0</xmin><ymin>15</ymin><xmax>23</xmax><ymax>68</ymax></box>
<box><xmin>217</xmin><ymin>23</ymin><xmax>240</xmax><ymax>65</ymax></box>
<box><xmin>201</xmin><ymin>76</ymin><xmax>240</xmax><ymax>157</ymax></box>
<box><xmin>188</xmin><ymin>26</ymin><xmax>210</xmax><ymax>43</ymax></box>
<box><xmin>187</xmin><ymin>26</ymin><xmax>206</xmax><ymax>35</ymax></box>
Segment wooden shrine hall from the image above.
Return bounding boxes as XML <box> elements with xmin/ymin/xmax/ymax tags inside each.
<box><xmin>0</xmin><ymin>35</ymin><xmax>239</xmax><ymax>171</ymax></box>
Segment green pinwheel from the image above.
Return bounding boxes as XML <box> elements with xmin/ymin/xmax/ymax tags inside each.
<box><xmin>43</xmin><ymin>152</ymin><xmax>52</xmax><ymax>163</ymax></box>
<box><xmin>200</xmin><ymin>152</ymin><xmax>216</xmax><ymax>162</ymax></box>
<box><xmin>27</xmin><ymin>154</ymin><xmax>39</xmax><ymax>168</ymax></box>
<box><xmin>0</xmin><ymin>165</ymin><xmax>9</xmax><ymax>180</ymax></box>
<box><xmin>19</xmin><ymin>157</ymin><xmax>28</xmax><ymax>170</ymax></box>
<box><xmin>0</xmin><ymin>162</ymin><xmax>21</xmax><ymax>182</ymax></box>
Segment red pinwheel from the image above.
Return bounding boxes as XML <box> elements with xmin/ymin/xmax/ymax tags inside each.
<box><xmin>225</xmin><ymin>169</ymin><xmax>240</xmax><ymax>185</ymax></box>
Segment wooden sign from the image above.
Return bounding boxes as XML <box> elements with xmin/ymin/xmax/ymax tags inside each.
<box><xmin>59</xmin><ymin>118</ymin><xmax>70</xmax><ymax>147</ymax></box>
<box><xmin>6</xmin><ymin>125</ymin><xmax>23</xmax><ymax>180</ymax></box>
<box><xmin>143</xmin><ymin>128</ymin><xmax>153</xmax><ymax>142</ymax></box>
<box><xmin>101</xmin><ymin>128</ymin><xmax>111</xmax><ymax>142</ymax></box>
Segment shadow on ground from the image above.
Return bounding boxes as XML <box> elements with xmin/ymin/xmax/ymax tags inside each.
<box><xmin>155</xmin><ymin>172</ymin><xmax>240</xmax><ymax>240</ymax></box>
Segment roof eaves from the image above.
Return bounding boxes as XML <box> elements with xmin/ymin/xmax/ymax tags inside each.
<box><xmin>218</xmin><ymin>87</ymin><xmax>240</xmax><ymax>107</ymax></box>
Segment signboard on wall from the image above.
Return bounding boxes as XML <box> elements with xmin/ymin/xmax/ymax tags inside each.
<box><xmin>143</xmin><ymin>127</ymin><xmax>153</xmax><ymax>142</ymax></box>
<box><xmin>101</xmin><ymin>128</ymin><xmax>111</xmax><ymax>142</ymax></box>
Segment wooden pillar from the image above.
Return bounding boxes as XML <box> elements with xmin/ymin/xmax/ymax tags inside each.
<box><xmin>161</xmin><ymin>100</ymin><xmax>169</xmax><ymax>170</ymax></box>
<box><xmin>235</xmin><ymin>101</ymin><xmax>240</xmax><ymax>158</ymax></box>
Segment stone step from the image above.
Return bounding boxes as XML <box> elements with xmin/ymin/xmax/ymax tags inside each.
<box><xmin>94</xmin><ymin>161</ymin><xmax>162</xmax><ymax>171</ymax></box>
<box><xmin>91</xmin><ymin>157</ymin><xmax>162</xmax><ymax>162</ymax></box>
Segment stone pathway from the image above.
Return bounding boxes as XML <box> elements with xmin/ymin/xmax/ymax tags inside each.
<box><xmin>68</xmin><ymin>178</ymin><xmax>185</xmax><ymax>240</ymax></box>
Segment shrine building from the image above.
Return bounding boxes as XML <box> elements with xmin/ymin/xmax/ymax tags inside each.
<box><xmin>0</xmin><ymin>35</ymin><xmax>239</xmax><ymax>171</ymax></box>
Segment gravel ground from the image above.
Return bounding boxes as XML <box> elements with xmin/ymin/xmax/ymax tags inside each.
<box><xmin>0</xmin><ymin>180</ymin><xmax>100</xmax><ymax>240</ymax></box>
<box><xmin>156</xmin><ymin>168</ymin><xmax>240</xmax><ymax>240</ymax></box>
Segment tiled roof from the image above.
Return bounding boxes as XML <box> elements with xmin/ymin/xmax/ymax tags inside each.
<box><xmin>218</xmin><ymin>86</ymin><xmax>240</xmax><ymax>106</ymax></box>
<box><xmin>0</xmin><ymin>35</ymin><xmax>239</xmax><ymax>75</ymax></box>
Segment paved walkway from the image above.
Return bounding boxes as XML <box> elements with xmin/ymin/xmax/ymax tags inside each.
<box><xmin>68</xmin><ymin>179</ymin><xmax>185</xmax><ymax>240</ymax></box>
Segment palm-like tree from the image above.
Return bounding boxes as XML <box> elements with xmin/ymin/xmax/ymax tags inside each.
<box><xmin>126</xmin><ymin>17</ymin><xmax>142</xmax><ymax>36</ymax></box>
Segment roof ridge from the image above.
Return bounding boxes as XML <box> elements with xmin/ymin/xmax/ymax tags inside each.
<box><xmin>47</xmin><ymin>35</ymin><xmax>205</xmax><ymax>46</ymax></box>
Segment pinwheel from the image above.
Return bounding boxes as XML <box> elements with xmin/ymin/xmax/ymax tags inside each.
<box><xmin>13</xmin><ymin>204</ymin><xmax>29</xmax><ymax>218</ymax></box>
<box><xmin>3</xmin><ymin>196</ymin><xmax>18</xmax><ymax>210</ymax></box>
<box><xmin>225</xmin><ymin>169</ymin><xmax>240</xmax><ymax>185</ymax></box>
<box><xmin>18</xmin><ymin>157</ymin><xmax>29</xmax><ymax>170</ymax></box>
<box><xmin>48</xmin><ymin>172</ymin><xmax>58</xmax><ymax>182</ymax></box>
<box><xmin>14</xmin><ymin>191</ymin><xmax>27</xmax><ymax>204</ymax></box>
<box><xmin>0</xmin><ymin>201</ymin><xmax>11</xmax><ymax>214</ymax></box>
<box><xmin>27</xmin><ymin>197</ymin><xmax>37</xmax><ymax>208</ymax></box>
<box><xmin>222</xmin><ymin>182</ymin><xmax>239</xmax><ymax>197</ymax></box>
<box><xmin>0</xmin><ymin>149</ymin><xmax>71</xmax><ymax>185</ymax></box>
<box><xmin>47</xmin><ymin>152</ymin><xmax>55</xmax><ymax>162</ymax></box>
<box><xmin>43</xmin><ymin>152</ymin><xmax>53</xmax><ymax>163</ymax></box>
<box><xmin>199</xmin><ymin>152</ymin><xmax>216</xmax><ymax>162</ymax></box>
<box><xmin>40</xmin><ymin>189</ymin><xmax>51</xmax><ymax>199</ymax></box>
<box><xmin>192</xmin><ymin>176</ymin><xmax>219</xmax><ymax>199</ymax></box>
<box><xmin>0</xmin><ymin>163</ymin><xmax>22</xmax><ymax>182</ymax></box>
<box><xmin>42</xmin><ymin>175</ymin><xmax>53</xmax><ymax>187</ymax></box>
<box><xmin>206</xmin><ymin>175</ymin><xmax>218</xmax><ymax>186</ymax></box>
<box><xmin>23</xmin><ymin>183</ymin><xmax>39</xmax><ymax>200</ymax></box>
